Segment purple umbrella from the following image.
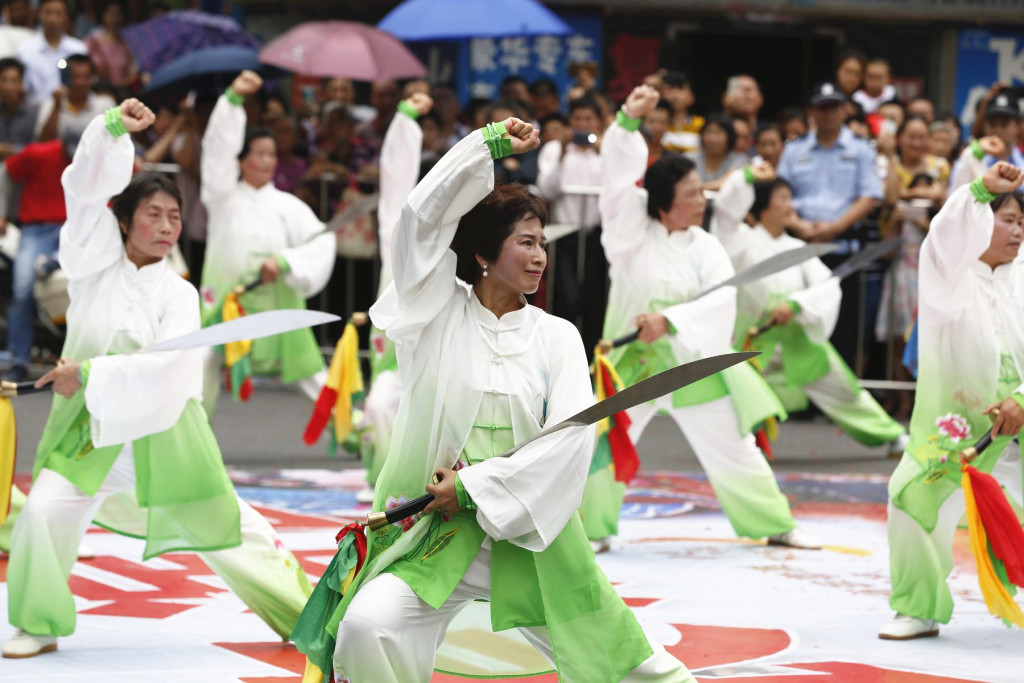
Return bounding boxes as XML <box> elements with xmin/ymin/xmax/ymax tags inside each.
<box><xmin>259</xmin><ymin>21</ymin><xmax>426</xmax><ymax>81</ymax></box>
<box><xmin>122</xmin><ymin>10</ymin><xmax>261</xmax><ymax>73</ymax></box>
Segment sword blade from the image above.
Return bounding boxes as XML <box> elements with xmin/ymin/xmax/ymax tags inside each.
<box><xmin>501</xmin><ymin>351</ymin><xmax>758</xmax><ymax>458</ymax></box>
<box><xmin>698</xmin><ymin>243</ymin><xmax>839</xmax><ymax>298</ymax></box>
<box><xmin>830</xmin><ymin>237</ymin><xmax>902</xmax><ymax>281</ymax></box>
<box><xmin>139</xmin><ymin>310</ymin><xmax>340</xmax><ymax>354</ymax></box>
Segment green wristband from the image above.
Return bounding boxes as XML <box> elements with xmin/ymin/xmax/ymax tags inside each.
<box><xmin>225</xmin><ymin>87</ymin><xmax>245</xmax><ymax>107</ymax></box>
<box><xmin>274</xmin><ymin>254</ymin><xmax>292</xmax><ymax>274</ymax></box>
<box><xmin>970</xmin><ymin>139</ymin><xmax>985</xmax><ymax>160</ymax></box>
<box><xmin>481</xmin><ymin>121</ymin><xmax>513</xmax><ymax>159</ymax></box>
<box><xmin>79</xmin><ymin>359</ymin><xmax>91</xmax><ymax>387</ymax></box>
<box><xmin>104</xmin><ymin>107</ymin><xmax>127</xmax><ymax>138</ymax></box>
<box><xmin>616</xmin><ymin>108</ymin><xmax>641</xmax><ymax>132</ymax></box>
<box><xmin>969</xmin><ymin>176</ymin><xmax>996</xmax><ymax>204</ymax></box>
<box><xmin>743</xmin><ymin>165</ymin><xmax>756</xmax><ymax>185</ymax></box>
<box><xmin>454</xmin><ymin>474</ymin><xmax>476</xmax><ymax>510</ymax></box>
<box><xmin>1012</xmin><ymin>393</ymin><xmax>1024</xmax><ymax>417</ymax></box>
<box><xmin>397</xmin><ymin>100</ymin><xmax>420</xmax><ymax>121</ymax></box>
<box><xmin>788</xmin><ymin>300</ymin><xmax>802</xmax><ymax>314</ymax></box>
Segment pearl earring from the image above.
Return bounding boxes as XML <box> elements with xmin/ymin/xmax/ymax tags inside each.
<box><xmin>482</xmin><ymin>263</ymin><xmax>488</xmax><ymax>277</ymax></box>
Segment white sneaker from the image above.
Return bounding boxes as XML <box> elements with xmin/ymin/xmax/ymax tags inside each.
<box><xmin>878</xmin><ymin>613</ymin><xmax>939</xmax><ymax>640</ymax></box>
<box><xmin>2</xmin><ymin>629</ymin><xmax>57</xmax><ymax>658</ymax></box>
<box><xmin>589</xmin><ymin>537</ymin><xmax>611</xmax><ymax>554</ymax></box>
<box><xmin>766</xmin><ymin>528</ymin><xmax>822</xmax><ymax>550</ymax></box>
<box><xmin>355</xmin><ymin>485</ymin><xmax>375</xmax><ymax>504</ymax></box>
<box><xmin>887</xmin><ymin>433</ymin><xmax>909</xmax><ymax>459</ymax></box>
<box><xmin>77</xmin><ymin>542</ymin><xmax>96</xmax><ymax>560</ymax></box>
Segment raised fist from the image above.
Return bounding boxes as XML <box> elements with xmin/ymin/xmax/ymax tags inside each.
<box><xmin>624</xmin><ymin>85</ymin><xmax>660</xmax><ymax>120</ymax></box>
<box><xmin>230</xmin><ymin>70</ymin><xmax>263</xmax><ymax>98</ymax></box>
<box><xmin>406</xmin><ymin>92</ymin><xmax>433</xmax><ymax>116</ymax></box>
<box><xmin>120</xmin><ymin>98</ymin><xmax>156</xmax><ymax>133</ymax></box>
<box><xmin>499</xmin><ymin>117</ymin><xmax>540</xmax><ymax>155</ymax></box>
<box><xmin>978</xmin><ymin>135</ymin><xmax>1007</xmax><ymax>158</ymax></box>
<box><xmin>982</xmin><ymin>161</ymin><xmax>1023</xmax><ymax>195</ymax></box>
<box><xmin>748</xmin><ymin>161</ymin><xmax>776</xmax><ymax>183</ymax></box>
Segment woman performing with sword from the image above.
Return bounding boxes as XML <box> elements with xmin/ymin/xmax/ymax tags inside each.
<box><xmin>295</xmin><ymin>115</ymin><xmax>698</xmax><ymax>681</ymax></box>
<box><xmin>881</xmin><ymin>161</ymin><xmax>1024</xmax><ymax>639</ymax></box>
<box><xmin>2</xmin><ymin>99</ymin><xmax>313</xmax><ymax>659</ymax></box>
<box><xmin>199</xmin><ymin>70</ymin><xmax>336</xmax><ymax>413</ymax></box>
<box><xmin>589</xmin><ymin>84</ymin><xmax>820</xmax><ymax>552</ymax></box>
<box><xmin>710</xmin><ymin>163</ymin><xmax>907</xmax><ymax>455</ymax></box>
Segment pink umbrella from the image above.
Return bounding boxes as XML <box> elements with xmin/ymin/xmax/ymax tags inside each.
<box><xmin>259</xmin><ymin>21</ymin><xmax>426</xmax><ymax>80</ymax></box>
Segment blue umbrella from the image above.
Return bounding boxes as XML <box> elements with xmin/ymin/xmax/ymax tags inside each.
<box><xmin>143</xmin><ymin>46</ymin><xmax>280</xmax><ymax>96</ymax></box>
<box><xmin>378</xmin><ymin>0</ymin><xmax>572</xmax><ymax>40</ymax></box>
<box><xmin>123</xmin><ymin>10</ymin><xmax>261</xmax><ymax>73</ymax></box>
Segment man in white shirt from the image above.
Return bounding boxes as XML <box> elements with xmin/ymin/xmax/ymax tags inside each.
<box><xmin>14</xmin><ymin>0</ymin><xmax>86</xmax><ymax>102</ymax></box>
<box><xmin>537</xmin><ymin>95</ymin><xmax>606</xmax><ymax>349</ymax></box>
<box><xmin>34</xmin><ymin>53</ymin><xmax>112</xmax><ymax>141</ymax></box>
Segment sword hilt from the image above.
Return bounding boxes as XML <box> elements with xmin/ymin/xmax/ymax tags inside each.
<box><xmin>366</xmin><ymin>472</ymin><xmax>443</xmax><ymax>531</ymax></box>
<box><xmin>961</xmin><ymin>409</ymin><xmax>1000</xmax><ymax>464</ymax></box>
<box><xmin>231</xmin><ymin>278</ymin><xmax>263</xmax><ymax>296</ymax></box>
<box><xmin>1</xmin><ymin>380</ymin><xmax>50</xmax><ymax>398</ymax></box>
<box><xmin>350</xmin><ymin>312</ymin><xmax>369</xmax><ymax>327</ymax></box>
<box><xmin>597</xmin><ymin>330</ymin><xmax>640</xmax><ymax>354</ymax></box>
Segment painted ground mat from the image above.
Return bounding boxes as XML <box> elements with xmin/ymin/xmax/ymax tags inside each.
<box><xmin>0</xmin><ymin>469</ymin><xmax>1017</xmax><ymax>682</ymax></box>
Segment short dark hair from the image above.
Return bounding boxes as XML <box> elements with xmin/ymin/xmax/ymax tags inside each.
<box><xmin>539</xmin><ymin>112</ymin><xmax>568</xmax><ymax>128</ymax></box>
<box><xmin>896</xmin><ymin>115</ymin><xmax>928</xmax><ymax>138</ymax></box>
<box><xmin>0</xmin><ymin>57</ymin><xmax>24</xmax><ymax>78</ymax></box>
<box><xmin>65</xmin><ymin>53</ymin><xmax>94</xmax><ymax>73</ymax></box>
<box><xmin>992</xmin><ymin>193</ymin><xmax>1024</xmax><ymax>214</ymax></box>
<box><xmin>529</xmin><ymin>78</ymin><xmax>558</xmax><ymax>98</ymax></box>
<box><xmin>451</xmin><ymin>184</ymin><xmax>548</xmax><ymax>285</ymax></box>
<box><xmin>39</xmin><ymin>0</ymin><xmax>72</xmax><ymax>12</ymax></box>
<box><xmin>644</xmin><ymin>154</ymin><xmax>697</xmax><ymax>220</ymax></box>
<box><xmin>238</xmin><ymin>126</ymin><xmax>275</xmax><ymax>160</ymax></box>
<box><xmin>567</xmin><ymin>96</ymin><xmax>602</xmax><ymax>119</ymax></box>
<box><xmin>755</xmin><ymin>122</ymin><xmax>783</xmax><ymax>142</ymax></box>
<box><xmin>662</xmin><ymin>71</ymin><xmax>690</xmax><ymax>89</ymax></box>
<box><xmin>836</xmin><ymin>48</ymin><xmax>867</xmax><ymax>69</ymax></box>
<box><xmin>111</xmin><ymin>173</ymin><xmax>183</xmax><ymax>240</ymax></box>
<box><xmin>701</xmin><ymin>113</ymin><xmax>738</xmax><ymax>151</ymax></box>
<box><xmin>777</xmin><ymin>106</ymin><xmax>807</xmax><ymax>127</ymax></box>
<box><xmin>652</xmin><ymin>99</ymin><xmax>673</xmax><ymax>117</ymax></box>
<box><xmin>750</xmin><ymin>178</ymin><xmax>793</xmax><ymax>221</ymax></box>
<box><xmin>486</xmin><ymin>98</ymin><xmax>525</xmax><ymax>121</ymax></box>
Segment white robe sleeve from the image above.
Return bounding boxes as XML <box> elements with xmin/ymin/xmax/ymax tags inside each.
<box><xmin>377</xmin><ymin>111</ymin><xmax>423</xmax><ymax>287</ymax></box>
<box><xmin>535</xmin><ymin>140</ymin><xmax>563</xmax><ymax>201</ymax></box>
<box><xmin>949</xmin><ymin>145</ymin><xmax>986</xmax><ymax>195</ymax></box>
<box><xmin>85</xmin><ymin>285</ymin><xmax>204</xmax><ymax>447</ymax></box>
<box><xmin>458</xmin><ymin>319</ymin><xmax>595</xmax><ymax>551</ymax></box>
<box><xmin>200</xmin><ymin>94</ymin><xmax>244</xmax><ymax>208</ymax></box>
<box><xmin>369</xmin><ymin>129</ymin><xmax>495</xmax><ymax>342</ymax></box>
<box><xmin>278</xmin><ymin>195</ymin><xmax>336</xmax><ymax>298</ymax></box>
<box><xmin>919</xmin><ymin>184</ymin><xmax>993</xmax><ymax>325</ymax></box>
<box><xmin>59</xmin><ymin>114</ymin><xmax>135</xmax><ymax>282</ymax></box>
<box><xmin>598</xmin><ymin>121</ymin><xmax>651</xmax><ymax>263</ymax></box>
<box><xmin>708</xmin><ymin>169</ymin><xmax>755</xmax><ymax>262</ymax></box>
<box><xmin>660</xmin><ymin>235</ymin><xmax>737</xmax><ymax>356</ymax></box>
<box><xmin>789</xmin><ymin>257</ymin><xmax>842</xmax><ymax>343</ymax></box>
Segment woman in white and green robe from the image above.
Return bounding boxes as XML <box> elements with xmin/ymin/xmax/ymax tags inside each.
<box><xmin>585</xmin><ymin>85</ymin><xmax>818</xmax><ymax>551</ymax></box>
<box><xmin>199</xmin><ymin>71</ymin><xmax>335</xmax><ymax>412</ymax></box>
<box><xmin>710</xmin><ymin>167</ymin><xmax>906</xmax><ymax>452</ymax></box>
<box><xmin>3</xmin><ymin>101</ymin><xmax>311</xmax><ymax>659</ymax></box>
<box><xmin>323</xmin><ymin>116</ymin><xmax>694</xmax><ymax>681</ymax></box>
<box><xmin>880</xmin><ymin>162</ymin><xmax>1024</xmax><ymax>640</ymax></box>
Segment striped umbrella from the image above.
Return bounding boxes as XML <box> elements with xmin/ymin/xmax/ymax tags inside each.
<box><xmin>122</xmin><ymin>10</ymin><xmax>261</xmax><ymax>73</ymax></box>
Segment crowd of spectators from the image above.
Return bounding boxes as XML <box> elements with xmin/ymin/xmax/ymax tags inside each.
<box><xmin>2</xmin><ymin>3</ymin><xmax>1023</xmax><ymax>400</ymax></box>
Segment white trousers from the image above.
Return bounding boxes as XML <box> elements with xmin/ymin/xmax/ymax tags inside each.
<box><xmin>9</xmin><ymin>448</ymin><xmax>310</xmax><ymax>639</ymax></box>
<box><xmin>627</xmin><ymin>395</ymin><xmax>797</xmax><ymax>539</ymax></box>
<box><xmin>334</xmin><ymin>544</ymin><xmax>694</xmax><ymax>683</ymax></box>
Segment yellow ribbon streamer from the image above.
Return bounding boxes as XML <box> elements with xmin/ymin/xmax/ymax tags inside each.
<box><xmin>0</xmin><ymin>397</ymin><xmax>14</xmax><ymax>526</ymax></box>
<box><xmin>221</xmin><ymin>292</ymin><xmax>252</xmax><ymax>368</ymax></box>
<box><xmin>327</xmin><ymin>322</ymin><xmax>365</xmax><ymax>443</ymax></box>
